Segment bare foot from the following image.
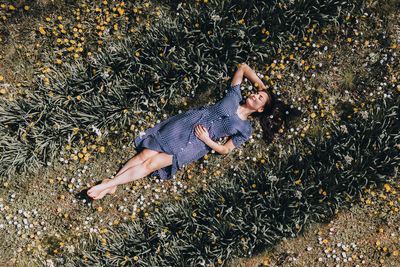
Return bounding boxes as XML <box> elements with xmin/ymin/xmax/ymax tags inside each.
<box><xmin>87</xmin><ymin>179</ymin><xmax>116</xmax><ymax>199</ymax></box>
<box><xmin>93</xmin><ymin>186</ymin><xmax>116</xmax><ymax>200</ymax></box>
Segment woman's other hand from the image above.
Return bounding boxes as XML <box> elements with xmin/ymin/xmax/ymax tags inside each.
<box><xmin>195</xmin><ymin>125</ymin><xmax>211</xmax><ymax>142</ymax></box>
<box><xmin>258</xmin><ymin>84</ymin><xmax>268</xmax><ymax>90</ymax></box>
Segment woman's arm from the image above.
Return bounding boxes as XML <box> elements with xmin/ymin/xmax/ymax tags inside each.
<box><xmin>202</xmin><ymin>138</ymin><xmax>228</xmax><ymax>155</ymax></box>
<box><xmin>230</xmin><ymin>63</ymin><xmax>267</xmax><ymax>90</ymax></box>
<box><xmin>195</xmin><ymin>125</ymin><xmax>228</xmax><ymax>154</ymax></box>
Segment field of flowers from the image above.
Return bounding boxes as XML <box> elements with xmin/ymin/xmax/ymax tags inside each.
<box><xmin>0</xmin><ymin>0</ymin><xmax>399</xmax><ymax>266</ymax></box>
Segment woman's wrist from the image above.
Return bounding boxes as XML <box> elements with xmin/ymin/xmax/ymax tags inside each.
<box><xmin>243</xmin><ymin>65</ymin><xmax>265</xmax><ymax>89</ymax></box>
<box><xmin>203</xmin><ymin>137</ymin><xmax>226</xmax><ymax>155</ymax></box>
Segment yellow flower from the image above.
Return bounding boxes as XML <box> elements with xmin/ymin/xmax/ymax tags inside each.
<box><xmin>39</xmin><ymin>27</ymin><xmax>46</xmax><ymax>35</ymax></box>
<box><xmin>310</xmin><ymin>113</ymin><xmax>316</xmax><ymax>118</ymax></box>
<box><xmin>193</xmin><ymin>212</ymin><xmax>197</xmax><ymax>217</ymax></box>
<box><xmin>295</xmin><ymin>179</ymin><xmax>301</xmax><ymax>184</ymax></box>
<box><xmin>347</xmin><ymin>38</ymin><xmax>352</xmax><ymax>42</ymax></box>
<box><xmin>134</xmin><ymin>256</ymin><xmax>139</xmax><ymax>261</ymax></box>
<box><xmin>24</xmin><ymin>6</ymin><xmax>29</xmax><ymax>11</ymax></box>
<box><xmin>98</xmin><ymin>207</ymin><xmax>102</xmax><ymax>212</ymax></box>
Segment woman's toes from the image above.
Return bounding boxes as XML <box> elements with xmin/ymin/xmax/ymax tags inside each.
<box><xmin>95</xmin><ymin>189</ymin><xmax>109</xmax><ymax>200</ymax></box>
<box><xmin>87</xmin><ymin>179</ymin><xmax>115</xmax><ymax>199</ymax></box>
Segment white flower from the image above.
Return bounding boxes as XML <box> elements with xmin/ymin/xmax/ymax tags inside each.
<box><xmin>361</xmin><ymin>111</ymin><xmax>368</xmax><ymax>119</ymax></box>
<box><xmin>344</xmin><ymin>155</ymin><xmax>353</xmax><ymax>164</ymax></box>
<box><xmin>100</xmin><ymin>71</ymin><xmax>110</xmax><ymax>79</ymax></box>
<box><xmin>46</xmin><ymin>259</ymin><xmax>55</xmax><ymax>267</ymax></box>
<box><xmin>268</xmin><ymin>175</ymin><xmax>278</xmax><ymax>182</ymax></box>
<box><xmin>340</xmin><ymin>125</ymin><xmax>348</xmax><ymax>133</ymax></box>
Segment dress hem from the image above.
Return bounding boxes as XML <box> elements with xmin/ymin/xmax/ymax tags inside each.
<box><xmin>134</xmin><ymin>131</ymin><xmax>179</xmax><ymax>180</ymax></box>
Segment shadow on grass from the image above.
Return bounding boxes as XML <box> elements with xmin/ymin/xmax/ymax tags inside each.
<box><xmin>74</xmin><ymin>180</ymin><xmax>105</xmax><ymax>204</ymax></box>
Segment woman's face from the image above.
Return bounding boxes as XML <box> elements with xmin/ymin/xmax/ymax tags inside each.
<box><xmin>247</xmin><ymin>91</ymin><xmax>270</xmax><ymax>112</ymax></box>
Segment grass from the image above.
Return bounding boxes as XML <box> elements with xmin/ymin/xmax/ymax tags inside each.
<box><xmin>230</xmin><ymin>173</ymin><xmax>400</xmax><ymax>266</ymax></box>
<box><xmin>0</xmin><ymin>0</ymin><xmax>399</xmax><ymax>266</ymax></box>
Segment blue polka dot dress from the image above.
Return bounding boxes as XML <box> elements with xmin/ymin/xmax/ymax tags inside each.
<box><xmin>134</xmin><ymin>84</ymin><xmax>253</xmax><ymax>180</ymax></box>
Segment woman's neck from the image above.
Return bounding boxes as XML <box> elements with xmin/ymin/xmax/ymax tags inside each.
<box><xmin>237</xmin><ymin>104</ymin><xmax>253</xmax><ymax>120</ymax></box>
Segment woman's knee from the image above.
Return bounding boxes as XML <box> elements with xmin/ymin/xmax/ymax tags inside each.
<box><xmin>144</xmin><ymin>153</ymin><xmax>173</xmax><ymax>172</ymax></box>
<box><xmin>135</xmin><ymin>149</ymin><xmax>158</xmax><ymax>163</ymax></box>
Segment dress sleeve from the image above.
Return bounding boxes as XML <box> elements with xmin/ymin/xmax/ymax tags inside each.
<box><xmin>225</xmin><ymin>84</ymin><xmax>242</xmax><ymax>100</ymax></box>
<box><xmin>231</xmin><ymin>125</ymin><xmax>253</xmax><ymax>148</ymax></box>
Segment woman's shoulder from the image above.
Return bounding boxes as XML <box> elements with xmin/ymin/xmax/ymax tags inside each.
<box><xmin>227</xmin><ymin>84</ymin><xmax>241</xmax><ymax>97</ymax></box>
<box><xmin>216</xmin><ymin>84</ymin><xmax>242</xmax><ymax>106</ymax></box>
<box><xmin>244</xmin><ymin>120</ymin><xmax>253</xmax><ymax>134</ymax></box>
<box><xmin>233</xmin><ymin>119</ymin><xmax>252</xmax><ymax>135</ymax></box>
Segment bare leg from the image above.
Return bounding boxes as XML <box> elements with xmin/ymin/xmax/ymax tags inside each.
<box><xmin>114</xmin><ymin>149</ymin><xmax>160</xmax><ymax>177</ymax></box>
<box><xmin>88</xmin><ymin>152</ymin><xmax>173</xmax><ymax>199</ymax></box>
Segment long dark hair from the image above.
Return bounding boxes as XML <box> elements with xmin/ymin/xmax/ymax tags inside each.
<box><xmin>250</xmin><ymin>89</ymin><xmax>302</xmax><ymax>142</ymax></box>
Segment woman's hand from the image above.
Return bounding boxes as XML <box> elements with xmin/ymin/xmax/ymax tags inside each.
<box><xmin>237</xmin><ymin>62</ymin><xmax>268</xmax><ymax>91</ymax></box>
<box><xmin>195</xmin><ymin>125</ymin><xmax>211</xmax><ymax>142</ymax></box>
<box><xmin>258</xmin><ymin>83</ymin><xmax>268</xmax><ymax>90</ymax></box>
